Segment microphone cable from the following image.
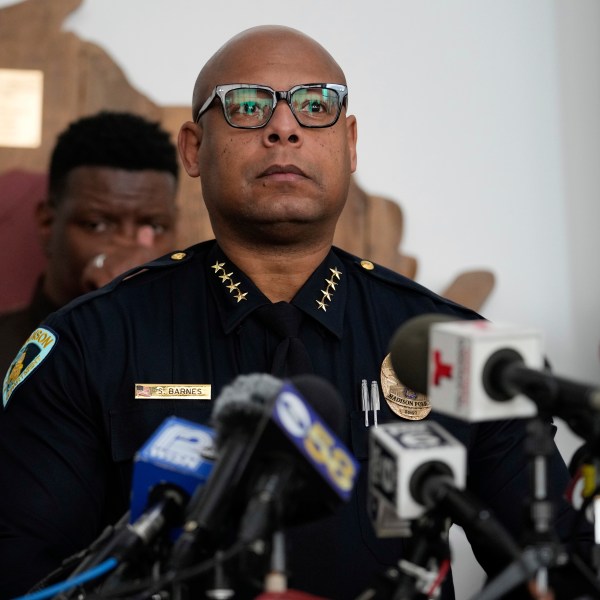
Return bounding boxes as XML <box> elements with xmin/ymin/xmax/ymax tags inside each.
<box><xmin>12</xmin><ymin>559</ymin><xmax>118</xmax><ymax>600</ymax></box>
<box><xmin>22</xmin><ymin>512</ymin><xmax>130</xmax><ymax>598</ymax></box>
<box><xmin>83</xmin><ymin>539</ymin><xmax>247</xmax><ymax>600</ymax></box>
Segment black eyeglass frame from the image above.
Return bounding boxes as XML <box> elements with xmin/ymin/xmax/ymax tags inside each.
<box><xmin>194</xmin><ymin>83</ymin><xmax>349</xmax><ymax>129</ymax></box>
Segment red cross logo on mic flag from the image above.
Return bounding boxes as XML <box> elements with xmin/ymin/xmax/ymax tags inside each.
<box><xmin>432</xmin><ymin>350</ymin><xmax>453</xmax><ymax>386</ymax></box>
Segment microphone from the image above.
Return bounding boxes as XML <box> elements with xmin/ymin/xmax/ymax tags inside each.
<box><xmin>170</xmin><ymin>373</ymin><xmax>359</xmax><ymax>569</ymax></box>
<box><xmin>128</xmin><ymin>416</ymin><xmax>215</xmax><ymax>527</ymax></box>
<box><xmin>168</xmin><ymin>373</ymin><xmax>281</xmax><ymax>569</ymax></box>
<box><xmin>368</xmin><ymin>420</ymin><xmax>525</xmax><ymax>575</ymax></box>
<box><xmin>389</xmin><ymin>314</ymin><xmax>600</xmax><ymax>422</ymax></box>
<box><xmin>57</xmin><ymin>416</ymin><xmax>214</xmax><ymax>597</ymax></box>
<box><xmin>369</xmin><ymin>420</ymin><xmax>467</xmax><ymax>527</ymax></box>
<box><xmin>237</xmin><ymin>374</ymin><xmax>358</xmax><ymax>544</ymax></box>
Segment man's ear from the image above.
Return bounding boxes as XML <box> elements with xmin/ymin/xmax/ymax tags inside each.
<box><xmin>35</xmin><ymin>200</ymin><xmax>54</xmax><ymax>257</ymax></box>
<box><xmin>346</xmin><ymin>115</ymin><xmax>358</xmax><ymax>173</ymax></box>
<box><xmin>178</xmin><ymin>122</ymin><xmax>203</xmax><ymax>178</ymax></box>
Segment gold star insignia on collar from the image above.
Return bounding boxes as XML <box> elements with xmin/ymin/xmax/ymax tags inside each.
<box><xmin>316</xmin><ymin>266</ymin><xmax>342</xmax><ymax>312</ymax></box>
<box><xmin>325</xmin><ymin>277</ymin><xmax>338</xmax><ymax>290</ymax></box>
<box><xmin>212</xmin><ymin>262</ymin><xmax>248</xmax><ymax>302</ymax></box>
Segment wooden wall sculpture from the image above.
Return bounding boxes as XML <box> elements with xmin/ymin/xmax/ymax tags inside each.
<box><xmin>0</xmin><ymin>0</ymin><xmax>213</xmax><ymax>250</ymax></box>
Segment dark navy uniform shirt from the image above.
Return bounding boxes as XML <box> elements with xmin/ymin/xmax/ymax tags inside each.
<box><xmin>0</xmin><ymin>277</ymin><xmax>58</xmax><ymax>376</ymax></box>
<box><xmin>0</xmin><ymin>241</ymin><xmax>584</xmax><ymax>599</ymax></box>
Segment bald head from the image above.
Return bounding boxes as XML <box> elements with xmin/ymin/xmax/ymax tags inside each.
<box><xmin>178</xmin><ymin>24</ymin><xmax>358</xmax><ymax>258</ymax></box>
<box><xmin>192</xmin><ymin>25</ymin><xmax>347</xmax><ymax>121</ymax></box>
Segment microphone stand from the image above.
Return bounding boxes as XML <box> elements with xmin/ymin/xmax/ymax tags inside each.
<box><xmin>469</xmin><ymin>416</ymin><xmax>566</xmax><ymax>600</ymax></box>
<box><xmin>474</xmin><ymin>411</ymin><xmax>600</xmax><ymax>600</ymax></box>
<box><xmin>354</xmin><ymin>512</ymin><xmax>450</xmax><ymax>600</ymax></box>
<box><xmin>255</xmin><ymin>530</ymin><xmax>331</xmax><ymax>600</ymax></box>
<box><xmin>391</xmin><ymin>511</ymin><xmax>451</xmax><ymax>600</ymax></box>
<box><xmin>522</xmin><ymin>416</ymin><xmax>568</xmax><ymax>596</ymax></box>
<box><xmin>263</xmin><ymin>530</ymin><xmax>287</xmax><ymax>594</ymax></box>
<box><xmin>205</xmin><ymin>550</ymin><xmax>235</xmax><ymax>600</ymax></box>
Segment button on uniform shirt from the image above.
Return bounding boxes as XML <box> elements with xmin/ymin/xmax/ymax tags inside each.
<box><xmin>0</xmin><ymin>240</ymin><xmax>584</xmax><ymax>599</ymax></box>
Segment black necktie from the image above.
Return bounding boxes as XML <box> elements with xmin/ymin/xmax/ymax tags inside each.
<box><xmin>254</xmin><ymin>302</ymin><xmax>313</xmax><ymax>377</ymax></box>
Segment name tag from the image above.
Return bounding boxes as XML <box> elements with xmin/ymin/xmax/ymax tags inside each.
<box><xmin>135</xmin><ymin>383</ymin><xmax>211</xmax><ymax>400</ymax></box>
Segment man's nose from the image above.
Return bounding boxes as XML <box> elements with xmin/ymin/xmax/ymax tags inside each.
<box><xmin>264</xmin><ymin>101</ymin><xmax>301</xmax><ymax>144</ymax></box>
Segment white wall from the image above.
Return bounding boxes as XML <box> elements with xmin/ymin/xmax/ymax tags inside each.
<box><xmin>1</xmin><ymin>0</ymin><xmax>598</xmax><ymax>597</ymax></box>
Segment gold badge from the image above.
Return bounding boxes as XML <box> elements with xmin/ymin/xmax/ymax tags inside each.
<box><xmin>135</xmin><ymin>384</ymin><xmax>211</xmax><ymax>400</ymax></box>
<box><xmin>380</xmin><ymin>354</ymin><xmax>431</xmax><ymax>420</ymax></box>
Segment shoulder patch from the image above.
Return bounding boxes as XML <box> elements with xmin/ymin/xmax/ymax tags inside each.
<box><xmin>3</xmin><ymin>326</ymin><xmax>58</xmax><ymax>409</ymax></box>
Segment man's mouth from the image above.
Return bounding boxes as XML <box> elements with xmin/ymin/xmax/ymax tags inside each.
<box><xmin>259</xmin><ymin>164</ymin><xmax>307</xmax><ymax>179</ymax></box>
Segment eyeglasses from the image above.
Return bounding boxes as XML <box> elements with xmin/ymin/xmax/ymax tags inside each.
<box><xmin>194</xmin><ymin>83</ymin><xmax>348</xmax><ymax>129</ymax></box>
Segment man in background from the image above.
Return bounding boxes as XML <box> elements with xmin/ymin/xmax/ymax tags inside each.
<box><xmin>0</xmin><ymin>111</ymin><xmax>179</xmax><ymax>373</ymax></box>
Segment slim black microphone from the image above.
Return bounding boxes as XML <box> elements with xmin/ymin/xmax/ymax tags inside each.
<box><xmin>170</xmin><ymin>373</ymin><xmax>358</xmax><ymax>570</ymax></box>
<box><xmin>482</xmin><ymin>349</ymin><xmax>600</xmax><ymax>416</ymax></box>
<box><xmin>411</xmin><ymin>462</ymin><xmax>523</xmax><ymax>562</ymax></box>
<box><xmin>169</xmin><ymin>374</ymin><xmax>280</xmax><ymax>569</ymax></box>
<box><xmin>237</xmin><ymin>374</ymin><xmax>354</xmax><ymax>544</ymax></box>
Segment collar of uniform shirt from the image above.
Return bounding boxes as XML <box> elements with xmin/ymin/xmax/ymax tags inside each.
<box><xmin>207</xmin><ymin>241</ymin><xmax>346</xmax><ymax>338</ymax></box>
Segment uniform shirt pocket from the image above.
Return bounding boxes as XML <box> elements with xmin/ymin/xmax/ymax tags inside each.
<box><xmin>109</xmin><ymin>400</ymin><xmax>214</xmax><ymax>463</ymax></box>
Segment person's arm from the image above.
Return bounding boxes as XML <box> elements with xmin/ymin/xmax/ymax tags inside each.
<box><xmin>0</xmin><ymin>323</ymin><xmax>114</xmax><ymax>597</ymax></box>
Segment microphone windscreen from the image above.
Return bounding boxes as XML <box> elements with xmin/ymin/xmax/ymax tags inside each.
<box><xmin>389</xmin><ymin>313</ymin><xmax>458</xmax><ymax>394</ymax></box>
<box><xmin>211</xmin><ymin>373</ymin><xmax>282</xmax><ymax>444</ymax></box>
